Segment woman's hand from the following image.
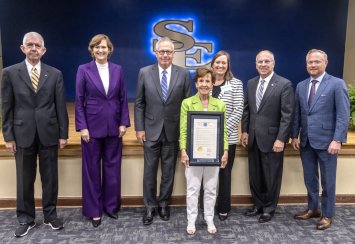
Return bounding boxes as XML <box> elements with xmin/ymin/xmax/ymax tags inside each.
<box><xmin>180</xmin><ymin>149</ymin><xmax>189</xmax><ymax>168</ymax></box>
<box><xmin>220</xmin><ymin>150</ymin><xmax>228</xmax><ymax>168</ymax></box>
<box><xmin>80</xmin><ymin>129</ymin><xmax>90</xmax><ymax>143</ymax></box>
<box><xmin>118</xmin><ymin>125</ymin><xmax>126</xmax><ymax>138</ymax></box>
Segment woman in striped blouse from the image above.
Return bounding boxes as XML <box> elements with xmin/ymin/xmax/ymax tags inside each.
<box><xmin>211</xmin><ymin>50</ymin><xmax>244</xmax><ymax>220</ymax></box>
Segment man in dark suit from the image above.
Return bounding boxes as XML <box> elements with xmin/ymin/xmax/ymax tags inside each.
<box><xmin>1</xmin><ymin>32</ymin><xmax>68</xmax><ymax>237</ymax></box>
<box><xmin>241</xmin><ymin>50</ymin><xmax>294</xmax><ymax>223</ymax></box>
<box><xmin>134</xmin><ymin>37</ymin><xmax>191</xmax><ymax>225</ymax></box>
<box><xmin>292</xmin><ymin>49</ymin><xmax>350</xmax><ymax>230</ymax></box>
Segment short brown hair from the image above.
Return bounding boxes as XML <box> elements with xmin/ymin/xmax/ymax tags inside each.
<box><xmin>194</xmin><ymin>66</ymin><xmax>215</xmax><ymax>83</ymax></box>
<box><xmin>88</xmin><ymin>34</ymin><xmax>114</xmax><ymax>59</ymax></box>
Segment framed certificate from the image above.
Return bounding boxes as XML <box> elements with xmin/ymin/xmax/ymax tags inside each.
<box><xmin>186</xmin><ymin>111</ymin><xmax>224</xmax><ymax>166</ymax></box>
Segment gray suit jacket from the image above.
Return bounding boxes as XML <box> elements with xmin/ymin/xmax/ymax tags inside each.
<box><xmin>134</xmin><ymin>64</ymin><xmax>191</xmax><ymax>141</ymax></box>
<box><xmin>1</xmin><ymin>61</ymin><xmax>69</xmax><ymax>147</ymax></box>
<box><xmin>292</xmin><ymin>73</ymin><xmax>350</xmax><ymax>149</ymax></box>
<box><xmin>242</xmin><ymin>73</ymin><xmax>294</xmax><ymax>152</ymax></box>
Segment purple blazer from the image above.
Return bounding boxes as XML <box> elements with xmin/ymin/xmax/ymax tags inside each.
<box><xmin>75</xmin><ymin>61</ymin><xmax>130</xmax><ymax>138</ymax></box>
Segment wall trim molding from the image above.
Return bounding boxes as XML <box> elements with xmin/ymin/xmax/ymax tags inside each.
<box><xmin>1</xmin><ymin>195</ymin><xmax>355</xmax><ymax>209</ymax></box>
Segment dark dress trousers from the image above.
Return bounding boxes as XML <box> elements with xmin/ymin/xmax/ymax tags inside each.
<box><xmin>134</xmin><ymin>64</ymin><xmax>191</xmax><ymax>210</ymax></box>
<box><xmin>1</xmin><ymin>61</ymin><xmax>69</xmax><ymax>224</ymax></box>
<box><xmin>242</xmin><ymin>73</ymin><xmax>294</xmax><ymax>214</ymax></box>
<box><xmin>75</xmin><ymin>61</ymin><xmax>130</xmax><ymax>218</ymax></box>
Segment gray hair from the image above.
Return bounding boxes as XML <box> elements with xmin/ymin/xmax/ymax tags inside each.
<box><xmin>256</xmin><ymin>50</ymin><xmax>275</xmax><ymax>62</ymax></box>
<box><xmin>306</xmin><ymin>49</ymin><xmax>328</xmax><ymax>61</ymax></box>
<box><xmin>155</xmin><ymin>37</ymin><xmax>174</xmax><ymax>51</ymax></box>
<box><xmin>22</xmin><ymin>32</ymin><xmax>45</xmax><ymax>47</ymax></box>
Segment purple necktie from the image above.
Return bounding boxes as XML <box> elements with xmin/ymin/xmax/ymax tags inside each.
<box><xmin>308</xmin><ymin>80</ymin><xmax>318</xmax><ymax>107</ymax></box>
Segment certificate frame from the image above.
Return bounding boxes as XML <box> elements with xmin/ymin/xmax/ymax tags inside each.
<box><xmin>186</xmin><ymin>111</ymin><xmax>224</xmax><ymax>166</ymax></box>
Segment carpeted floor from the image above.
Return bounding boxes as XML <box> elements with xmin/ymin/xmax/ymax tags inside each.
<box><xmin>1</xmin><ymin>205</ymin><xmax>355</xmax><ymax>243</ymax></box>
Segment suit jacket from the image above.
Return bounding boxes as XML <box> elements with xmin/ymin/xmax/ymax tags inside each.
<box><xmin>134</xmin><ymin>64</ymin><xmax>191</xmax><ymax>141</ymax></box>
<box><xmin>179</xmin><ymin>93</ymin><xmax>228</xmax><ymax>150</ymax></box>
<box><xmin>241</xmin><ymin>73</ymin><xmax>294</xmax><ymax>152</ymax></box>
<box><xmin>292</xmin><ymin>73</ymin><xmax>350</xmax><ymax>149</ymax></box>
<box><xmin>1</xmin><ymin>61</ymin><xmax>69</xmax><ymax>147</ymax></box>
<box><xmin>75</xmin><ymin>61</ymin><xmax>130</xmax><ymax>138</ymax></box>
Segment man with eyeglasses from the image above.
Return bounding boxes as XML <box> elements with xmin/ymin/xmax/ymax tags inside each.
<box><xmin>292</xmin><ymin>49</ymin><xmax>349</xmax><ymax>230</ymax></box>
<box><xmin>1</xmin><ymin>32</ymin><xmax>68</xmax><ymax>237</ymax></box>
<box><xmin>241</xmin><ymin>50</ymin><xmax>294</xmax><ymax>223</ymax></box>
<box><xmin>135</xmin><ymin>37</ymin><xmax>191</xmax><ymax>225</ymax></box>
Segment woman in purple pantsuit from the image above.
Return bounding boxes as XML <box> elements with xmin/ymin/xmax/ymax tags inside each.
<box><xmin>75</xmin><ymin>34</ymin><xmax>130</xmax><ymax>227</ymax></box>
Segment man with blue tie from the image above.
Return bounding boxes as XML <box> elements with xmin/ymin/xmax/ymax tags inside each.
<box><xmin>292</xmin><ymin>49</ymin><xmax>350</xmax><ymax>230</ymax></box>
<box><xmin>135</xmin><ymin>37</ymin><xmax>191</xmax><ymax>225</ymax></box>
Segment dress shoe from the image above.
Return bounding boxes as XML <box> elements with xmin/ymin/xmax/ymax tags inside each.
<box><xmin>218</xmin><ymin>213</ymin><xmax>228</xmax><ymax>221</ymax></box>
<box><xmin>317</xmin><ymin>216</ymin><xmax>332</xmax><ymax>230</ymax></box>
<box><xmin>105</xmin><ymin>212</ymin><xmax>118</xmax><ymax>219</ymax></box>
<box><xmin>143</xmin><ymin>209</ymin><xmax>155</xmax><ymax>225</ymax></box>
<box><xmin>258</xmin><ymin>212</ymin><xmax>274</xmax><ymax>223</ymax></box>
<box><xmin>91</xmin><ymin>218</ymin><xmax>101</xmax><ymax>228</ymax></box>
<box><xmin>244</xmin><ymin>206</ymin><xmax>262</xmax><ymax>217</ymax></box>
<box><xmin>158</xmin><ymin>206</ymin><xmax>170</xmax><ymax>221</ymax></box>
<box><xmin>294</xmin><ymin>209</ymin><xmax>321</xmax><ymax>220</ymax></box>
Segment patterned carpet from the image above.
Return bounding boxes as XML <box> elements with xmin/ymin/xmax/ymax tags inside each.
<box><xmin>1</xmin><ymin>205</ymin><xmax>355</xmax><ymax>243</ymax></box>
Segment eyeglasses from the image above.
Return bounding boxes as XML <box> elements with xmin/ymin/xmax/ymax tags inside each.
<box><xmin>307</xmin><ymin>60</ymin><xmax>322</xmax><ymax>65</ymax></box>
<box><xmin>256</xmin><ymin>59</ymin><xmax>273</xmax><ymax>65</ymax></box>
<box><xmin>156</xmin><ymin>50</ymin><xmax>174</xmax><ymax>55</ymax></box>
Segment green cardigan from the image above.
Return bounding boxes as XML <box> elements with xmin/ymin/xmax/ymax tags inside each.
<box><xmin>179</xmin><ymin>93</ymin><xmax>228</xmax><ymax>150</ymax></box>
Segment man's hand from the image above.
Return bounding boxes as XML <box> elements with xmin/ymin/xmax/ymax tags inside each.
<box><xmin>5</xmin><ymin>141</ymin><xmax>16</xmax><ymax>154</ymax></box>
<box><xmin>221</xmin><ymin>150</ymin><xmax>228</xmax><ymax>168</ymax></box>
<box><xmin>136</xmin><ymin>131</ymin><xmax>146</xmax><ymax>145</ymax></box>
<box><xmin>292</xmin><ymin>138</ymin><xmax>299</xmax><ymax>150</ymax></box>
<box><xmin>80</xmin><ymin>129</ymin><xmax>90</xmax><ymax>143</ymax></box>
<box><xmin>328</xmin><ymin>140</ymin><xmax>341</xmax><ymax>155</ymax></box>
<box><xmin>272</xmin><ymin>139</ymin><xmax>285</xmax><ymax>153</ymax></box>
<box><xmin>180</xmin><ymin>149</ymin><xmax>189</xmax><ymax>168</ymax></box>
<box><xmin>241</xmin><ymin>132</ymin><xmax>248</xmax><ymax>148</ymax></box>
<box><xmin>59</xmin><ymin>139</ymin><xmax>67</xmax><ymax>149</ymax></box>
<box><xmin>118</xmin><ymin>125</ymin><xmax>126</xmax><ymax>138</ymax></box>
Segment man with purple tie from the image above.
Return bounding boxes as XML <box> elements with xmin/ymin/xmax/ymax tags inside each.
<box><xmin>292</xmin><ymin>49</ymin><xmax>350</xmax><ymax>230</ymax></box>
<box><xmin>75</xmin><ymin>34</ymin><xmax>130</xmax><ymax>227</ymax></box>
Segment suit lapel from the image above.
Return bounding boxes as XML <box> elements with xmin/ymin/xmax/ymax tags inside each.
<box><xmin>309</xmin><ymin>74</ymin><xmax>329</xmax><ymax>111</ymax></box>
<box><xmin>151</xmin><ymin>64</ymin><xmax>164</xmax><ymax>101</ymax></box>
<box><xmin>166</xmin><ymin>65</ymin><xmax>178</xmax><ymax>100</ymax></box>
<box><xmin>258</xmin><ymin>74</ymin><xmax>277</xmax><ymax>111</ymax></box>
<box><xmin>249</xmin><ymin>77</ymin><xmax>259</xmax><ymax>112</ymax></box>
<box><xmin>17</xmin><ymin>61</ymin><xmax>34</xmax><ymax>92</ymax></box>
<box><xmin>107</xmin><ymin>62</ymin><xmax>116</xmax><ymax>97</ymax></box>
<box><xmin>87</xmin><ymin>61</ymin><xmax>107</xmax><ymax>97</ymax></box>
<box><xmin>37</xmin><ymin>63</ymin><xmax>49</xmax><ymax>92</ymax></box>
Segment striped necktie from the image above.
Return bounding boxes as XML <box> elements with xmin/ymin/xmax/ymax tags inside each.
<box><xmin>256</xmin><ymin>80</ymin><xmax>265</xmax><ymax>110</ymax></box>
<box><xmin>161</xmin><ymin>70</ymin><xmax>168</xmax><ymax>101</ymax></box>
<box><xmin>31</xmin><ymin>67</ymin><xmax>39</xmax><ymax>92</ymax></box>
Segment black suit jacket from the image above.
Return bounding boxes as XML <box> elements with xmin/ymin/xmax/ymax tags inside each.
<box><xmin>241</xmin><ymin>73</ymin><xmax>294</xmax><ymax>152</ymax></box>
<box><xmin>1</xmin><ymin>61</ymin><xmax>69</xmax><ymax>147</ymax></box>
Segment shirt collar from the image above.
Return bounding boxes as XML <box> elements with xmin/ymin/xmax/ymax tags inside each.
<box><xmin>158</xmin><ymin>64</ymin><xmax>172</xmax><ymax>74</ymax></box>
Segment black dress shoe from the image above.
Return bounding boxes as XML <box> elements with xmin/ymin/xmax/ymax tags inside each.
<box><xmin>105</xmin><ymin>212</ymin><xmax>118</xmax><ymax>219</ymax></box>
<box><xmin>218</xmin><ymin>213</ymin><xmax>228</xmax><ymax>221</ymax></box>
<box><xmin>143</xmin><ymin>209</ymin><xmax>155</xmax><ymax>225</ymax></box>
<box><xmin>91</xmin><ymin>218</ymin><xmax>101</xmax><ymax>228</ymax></box>
<box><xmin>258</xmin><ymin>212</ymin><xmax>274</xmax><ymax>223</ymax></box>
<box><xmin>158</xmin><ymin>206</ymin><xmax>170</xmax><ymax>221</ymax></box>
<box><xmin>244</xmin><ymin>206</ymin><xmax>262</xmax><ymax>217</ymax></box>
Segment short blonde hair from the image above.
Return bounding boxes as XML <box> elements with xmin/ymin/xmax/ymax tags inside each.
<box><xmin>88</xmin><ymin>34</ymin><xmax>114</xmax><ymax>59</ymax></box>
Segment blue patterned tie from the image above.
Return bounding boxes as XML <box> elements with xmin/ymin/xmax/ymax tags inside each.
<box><xmin>256</xmin><ymin>80</ymin><xmax>265</xmax><ymax>110</ymax></box>
<box><xmin>308</xmin><ymin>80</ymin><xmax>318</xmax><ymax>107</ymax></box>
<box><xmin>161</xmin><ymin>70</ymin><xmax>168</xmax><ymax>101</ymax></box>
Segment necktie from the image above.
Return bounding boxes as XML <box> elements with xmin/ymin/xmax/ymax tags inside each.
<box><xmin>308</xmin><ymin>80</ymin><xmax>318</xmax><ymax>107</ymax></box>
<box><xmin>161</xmin><ymin>70</ymin><xmax>168</xmax><ymax>101</ymax></box>
<box><xmin>256</xmin><ymin>80</ymin><xmax>265</xmax><ymax>110</ymax></box>
<box><xmin>31</xmin><ymin>67</ymin><xmax>39</xmax><ymax>92</ymax></box>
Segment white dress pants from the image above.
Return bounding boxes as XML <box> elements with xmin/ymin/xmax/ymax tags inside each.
<box><xmin>185</xmin><ymin>166</ymin><xmax>219</xmax><ymax>224</ymax></box>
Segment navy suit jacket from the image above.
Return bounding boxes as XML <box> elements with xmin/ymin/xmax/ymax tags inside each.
<box><xmin>292</xmin><ymin>73</ymin><xmax>350</xmax><ymax>149</ymax></box>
